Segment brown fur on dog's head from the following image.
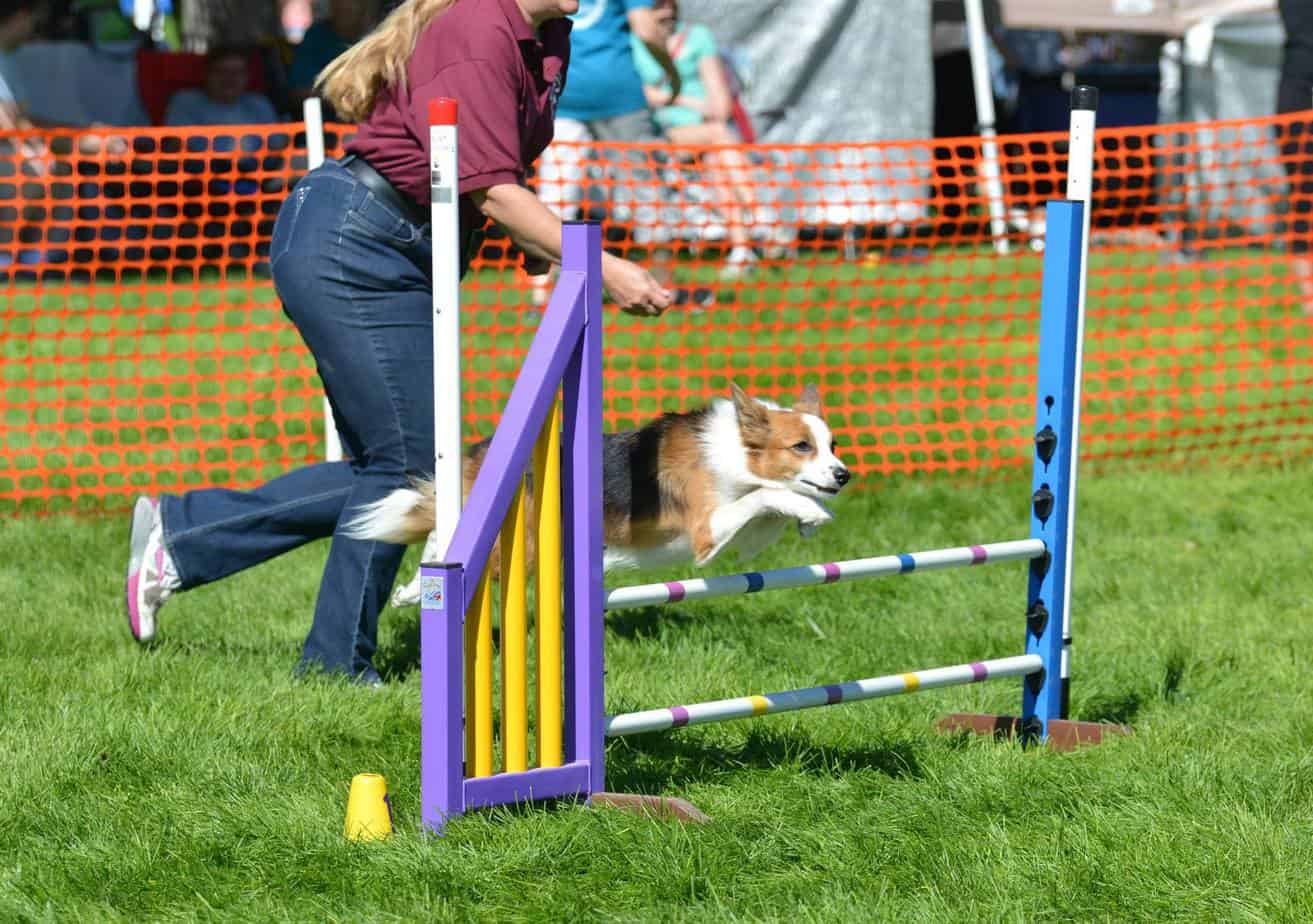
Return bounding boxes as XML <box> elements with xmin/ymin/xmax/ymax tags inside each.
<box><xmin>731</xmin><ymin>382</ymin><xmax>836</xmax><ymax>483</ymax></box>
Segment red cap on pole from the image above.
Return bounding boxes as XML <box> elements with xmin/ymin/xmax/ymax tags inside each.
<box><xmin>428</xmin><ymin>98</ymin><xmax>458</xmax><ymax>126</ymax></box>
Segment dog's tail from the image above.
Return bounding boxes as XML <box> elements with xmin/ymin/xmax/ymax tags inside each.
<box><xmin>342</xmin><ymin>480</ymin><xmax>436</xmax><ymax>545</ymax></box>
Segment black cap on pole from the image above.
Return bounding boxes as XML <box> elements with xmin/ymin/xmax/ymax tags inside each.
<box><xmin>1070</xmin><ymin>85</ymin><xmax>1099</xmax><ymax>112</ymax></box>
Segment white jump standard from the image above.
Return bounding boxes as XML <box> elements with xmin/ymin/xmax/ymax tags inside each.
<box><xmin>416</xmin><ymin>86</ymin><xmax>1126</xmax><ymax>834</ymax></box>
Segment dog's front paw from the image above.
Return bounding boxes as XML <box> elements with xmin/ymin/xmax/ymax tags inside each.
<box><xmin>759</xmin><ymin>489</ymin><xmax>832</xmax><ymax>534</ymax></box>
<box><xmin>794</xmin><ymin>497</ymin><xmax>834</xmax><ymax>529</ymax></box>
<box><xmin>761</xmin><ymin>489</ymin><xmax>824</xmax><ymax>523</ymax></box>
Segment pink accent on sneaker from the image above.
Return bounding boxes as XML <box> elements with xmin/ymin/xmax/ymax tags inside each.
<box><xmin>126</xmin><ymin>571</ymin><xmax>142</xmax><ymax>638</ymax></box>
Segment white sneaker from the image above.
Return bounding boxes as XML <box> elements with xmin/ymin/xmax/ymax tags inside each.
<box><xmin>721</xmin><ymin>245</ymin><xmax>759</xmax><ymax>280</ymax></box>
<box><xmin>125</xmin><ymin>496</ymin><xmax>180</xmax><ymax>644</ymax></box>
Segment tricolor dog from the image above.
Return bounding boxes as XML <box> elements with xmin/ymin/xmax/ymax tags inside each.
<box><xmin>349</xmin><ymin>384</ymin><xmax>850</xmax><ymax>600</ymax></box>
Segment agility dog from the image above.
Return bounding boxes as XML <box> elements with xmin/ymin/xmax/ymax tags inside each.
<box><xmin>348</xmin><ymin>384</ymin><xmax>850</xmax><ymax>603</ymax></box>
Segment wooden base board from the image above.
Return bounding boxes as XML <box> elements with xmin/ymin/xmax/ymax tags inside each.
<box><xmin>591</xmin><ymin>792</ymin><xmax>711</xmax><ymax>824</ymax></box>
<box><xmin>938</xmin><ymin>713</ymin><xmax>1131</xmax><ymax>751</ymax></box>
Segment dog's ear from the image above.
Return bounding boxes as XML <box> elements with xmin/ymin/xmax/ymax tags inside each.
<box><xmin>731</xmin><ymin>382</ymin><xmax>769</xmax><ymax>443</ymax></box>
<box><xmin>795</xmin><ymin>382</ymin><xmax>822</xmax><ymax>417</ymax></box>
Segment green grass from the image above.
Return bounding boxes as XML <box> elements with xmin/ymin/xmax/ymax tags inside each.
<box><xmin>5</xmin><ymin>463</ymin><xmax>1313</xmax><ymax>920</ymax></box>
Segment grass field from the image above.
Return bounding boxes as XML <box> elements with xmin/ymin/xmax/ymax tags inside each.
<box><xmin>4</xmin><ymin>461</ymin><xmax>1313</xmax><ymax>921</ymax></box>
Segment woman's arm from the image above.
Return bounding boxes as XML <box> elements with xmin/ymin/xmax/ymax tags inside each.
<box><xmin>694</xmin><ymin>53</ymin><xmax>734</xmax><ymax>124</ymax></box>
<box><xmin>471</xmin><ymin>183</ymin><xmax>673</xmax><ymax>317</ymax></box>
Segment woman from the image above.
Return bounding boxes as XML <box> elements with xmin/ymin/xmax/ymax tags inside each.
<box><xmin>631</xmin><ymin>0</ymin><xmax>757</xmax><ymax>277</ymax></box>
<box><xmin>124</xmin><ymin>0</ymin><xmax>673</xmax><ymax>684</ymax></box>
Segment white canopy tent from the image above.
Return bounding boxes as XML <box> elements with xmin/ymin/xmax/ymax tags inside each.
<box><xmin>998</xmin><ymin>0</ymin><xmax>1275</xmax><ymax>35</ymax></box>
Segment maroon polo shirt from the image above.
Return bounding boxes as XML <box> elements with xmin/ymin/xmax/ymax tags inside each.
<box><xmin>346</xmin><ymin>0</ymin><xmax>570</xmax><ymax>231</ymax></box>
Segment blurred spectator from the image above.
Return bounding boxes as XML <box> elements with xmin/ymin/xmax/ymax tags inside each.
<box><xmin>931</xmin><ymin>0</ymin><xmax>1002</xmax><ymax>138</ymax></box>
<box><xmin>632</xmin><ymin>0</ymin><xmax>756</xmax><ymax>276</ymax></box>
<box><xmin>1278</xmin><ymin>0</ymin><xmax>1313</xmax><ymax>313</ymax></box>
<box><xmin>68</xmin><ymin>0</ymin><xmax>182</xmax><ymax>49</ymax></box>
<box><xmin>991</xmin><ymin>28</ymin><xmax>1064</xmax><ymax>130</ymax></box>
<box><xmin>532</xmin><ymin>0</ymin><xmax>682</xmax><ymax>303</ymax></box>
<box><xmin>164</xmin><ymin>45</ymin><xmax>278</xmax><ymax>126</ymax></box>
<box><xmin>287</xmin><ymin>0</ymin><xmax>378</xmax><ymax>116</ymax></box>
<box><xmin>0</xmin><ymin>0</ymin><xmax>41</xmax><ymax>130</ymax></box>
<box><xmin>556</xmin><ymin>0</ymin><xmax>680</xmax><ymax>142</ymax></box>
<box><xmin>0</xmin><ymin>0</ymin><xmax>44</xmax><ymax>272</ymax></box>
<box><xmin>280</xmin><ymin>0</ymin><xmax>312</xmax><ymax>42</ymax></box>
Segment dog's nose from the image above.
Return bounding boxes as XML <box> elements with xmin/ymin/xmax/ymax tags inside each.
<box><xmin>833</xmin><ymin>467</ymin><xmax>850</xmax><ymax>487</ymax></box>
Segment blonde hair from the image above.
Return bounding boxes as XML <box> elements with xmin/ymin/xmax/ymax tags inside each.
<box><xmin>316</xmin><ymin>0</ymin><xmax>457</xmax><ymax>122</ymax></box>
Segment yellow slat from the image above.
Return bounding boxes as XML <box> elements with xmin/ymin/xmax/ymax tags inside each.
<box><xmin>500</xmin><ymin>476</ymin><xmax>529</xmax><ymax>773</ymax></box>
<box><xmin>465</xmin><ymin>566</ymin><xmax>494</xmax><ymax>778</ymax></box>
<box><xmin>533</xmin><ymin>397</ymin><xmax>563</xmax><ymax>767</ymax></box>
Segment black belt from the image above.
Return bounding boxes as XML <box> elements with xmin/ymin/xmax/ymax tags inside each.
<box><xmin>340</xmin><ymin>154</ymin><xmax>430</xmax><ymax>227</ymax></box>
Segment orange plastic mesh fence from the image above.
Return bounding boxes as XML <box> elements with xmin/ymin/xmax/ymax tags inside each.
<box><xmin>3</xmin><ymin>114</ymin><xmax>1312</xmax><ymax>514</ymax></box>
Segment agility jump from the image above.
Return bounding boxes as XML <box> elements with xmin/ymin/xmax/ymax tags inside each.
<box><xmin>415</xmin><ymin>88</ymin><xmax>1120</xmax><ymax>834</ymax></box>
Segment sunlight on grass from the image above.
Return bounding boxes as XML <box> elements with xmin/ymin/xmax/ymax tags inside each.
<box><xmin>3</xmin><ymin>465</ymin><xmax>1313</xmax><ymax>918</ymax></box>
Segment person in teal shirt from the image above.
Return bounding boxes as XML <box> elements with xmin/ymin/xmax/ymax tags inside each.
<box><xmin>631</xmin><ymin>16</ymin><xmax>722</xmax><ymax>134</ymax></box>
<box><xmin>630</xmin><ymin>0</ymin><xmax>758</xmax><ymax>276</ymax></box>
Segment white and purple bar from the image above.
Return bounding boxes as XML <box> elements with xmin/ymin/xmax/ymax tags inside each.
<box><xmin>603</xmin><ymin>539</ymin><xmax>1046</xmax><ymax>612</ymax></box>
<box><xmin>605</xmin><ymin>654</ymin><xmax>1043</xmax><ymax>737</ymax></box>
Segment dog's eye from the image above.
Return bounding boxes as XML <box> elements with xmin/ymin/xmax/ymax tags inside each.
<box><xmin>792</xmin><ymin>440</ymin><xmax>812</xmax><ymax>453</ymax></box>
<box><xmin>830</xmin><ymin>441</ymin><xmax>837</xmax><ymax>454</ymax></box>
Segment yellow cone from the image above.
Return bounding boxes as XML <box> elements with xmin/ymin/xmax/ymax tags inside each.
<box><xmin>344</xmin><ymin>773</ymin><xmax>393</xmax><ymax>842</ymax></box>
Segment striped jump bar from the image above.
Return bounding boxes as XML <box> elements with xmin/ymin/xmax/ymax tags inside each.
<box><xmin>603</xmin><ymin>538</ymin><xmax>1046</xmax><ymax>612</ymax></box>
<box><xmin>604</xmin><ymin>654</ymin><xmax>1043</xmax><ymax>737</ymax></box>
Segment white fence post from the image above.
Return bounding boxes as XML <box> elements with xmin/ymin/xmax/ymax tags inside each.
<box><xmin>302</xmin><ymin>97</ymin><xmax>342</xmax><ymax>464</ymax></box>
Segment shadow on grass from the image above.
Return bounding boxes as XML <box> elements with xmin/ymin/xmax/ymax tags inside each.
<box><xmin>378</xmin><ymin>606</ymin><xmax>421</xmax><ymax>682</ymax></box>
<box><xmin>603</xmin><ymin>724</ymin><xmax>924</xmax><ymax>795</ymax></box>
<box><xmin>377</xmin><ymin>601</ymin><xmax>708</xmax><ymax>680</ymax></box>
<box><xmin>606</xmin><ymin>604</ymin><xmax>704</xmax><ymax>641</ymax></box>
<box><xmin>439</xmin><ymin>726</ymin><xmax>925</xmax><ymax>833</ymax></box>
<box><xmin>1075</xmin><ymin>649</ymin><xmax>1190</xmax><ymax>726</ymax></box>
<box><xmin>1078</xmin><ymin>690</ymin><xmax>1146</xmax><ymax>726</ymax></box>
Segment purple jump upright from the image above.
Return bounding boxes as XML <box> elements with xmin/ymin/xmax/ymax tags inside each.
<box><xmin>419</xmin><ymin>222</ymin><xmax>605</xmax><ymax>834</ymax></box>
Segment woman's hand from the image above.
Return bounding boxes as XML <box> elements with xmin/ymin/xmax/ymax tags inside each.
<box><xmin>471</xmin><ymin>184</ymin><xmax>672</xmax><ymax>317</ymax></box>
<box><xmin>602</xmin><ymin>253</ymin><xmax>673</xmax><ymax>317</ymax></box>
<box><xmin>643</xmin><ymin>85</ymin><xmax>674</xmax><ymax>109</ymax></box>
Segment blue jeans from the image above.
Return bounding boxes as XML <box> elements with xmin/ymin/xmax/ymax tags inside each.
<box><xmin>159</xmin><ymin>160</ymin><xmax>439</xmax><ymax>680</ymax></box>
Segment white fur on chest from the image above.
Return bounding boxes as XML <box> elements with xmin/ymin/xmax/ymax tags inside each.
<box><xmin>701</xmin><ymin>398</ymin><xmax>771</xmax><ymax>501</ymax></box>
